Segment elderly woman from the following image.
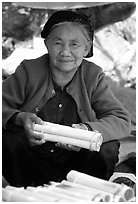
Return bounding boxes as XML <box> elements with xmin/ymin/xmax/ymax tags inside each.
<box><xmin>2</xmin><ymin>10</ymin><xmax>131</xmax><ymax>187</ymax></box>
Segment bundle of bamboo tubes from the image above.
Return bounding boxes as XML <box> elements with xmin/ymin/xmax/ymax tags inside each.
<box><xmin>67</xmin><ymin>170</ymin><xmax>135</xmax><ymax>202</ymax></box>
<box><xmin>33</xmin><ymin>121</ymin><xmax>103</xmax><ymax>151</ymax></box>
<box><xmin>2</xmin><ymin>170</ymin><xmax>135</xmax><ymax>202</ymax></box>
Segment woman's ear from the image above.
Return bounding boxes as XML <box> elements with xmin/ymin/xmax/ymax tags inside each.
<box><xmin>44</xmin><ymin>39</ymin><xmax>48</xmax><ymax>47</ymax></box>
<box><xmin>84</xmin><ymin>44</ymin><xmax>91</xmax><ymax>57</ymax></box>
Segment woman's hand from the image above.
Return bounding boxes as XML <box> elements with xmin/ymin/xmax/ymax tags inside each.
<box><xmin>72</xmin><ymin>123</ymin><xmax>89</xmax><ymax>130</ymax></box>
<box><xmin>15</xmin><ymin>112</ymin><xmax>45</xmax><ymax>146</ymax></box>
<box><xmin>55</xmin><ymin>142</ymin><xmax>81</xmax><ymax>152</ymax></box>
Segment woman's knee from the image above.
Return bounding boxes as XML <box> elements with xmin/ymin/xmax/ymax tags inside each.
<box><xmin>3</xmin><ymin>129</ymin><xmax>27</xmax><ymax>152</ymax></box>
<box><xmin>100</xmin><ymin>140</ymin><xmax>120</xmax><ymax>154</ymax></box>
<box><xmin>100</xmin><ymin>140</ymin><xmax>120</xmax><ymax>165</ymax></box>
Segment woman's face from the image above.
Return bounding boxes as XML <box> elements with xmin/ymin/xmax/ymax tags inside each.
<box><xmin>45</xmin><ymin>23</ymin><xmax>90</xmax><ymax>73</ymax></box>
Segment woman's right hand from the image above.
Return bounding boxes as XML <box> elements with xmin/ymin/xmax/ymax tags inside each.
<box><xmin>15</xmin><ymin>112</ymin><xmax>45</xmax><ymax>146</ymax></box>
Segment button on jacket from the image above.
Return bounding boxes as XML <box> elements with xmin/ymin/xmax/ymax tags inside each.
<box><xmin>2</xmin><ymin>54</ymin><xmax>131</xmax><ymax>143</ymax></box>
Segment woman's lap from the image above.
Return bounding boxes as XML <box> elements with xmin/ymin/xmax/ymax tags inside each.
<box><xmin>2</xmin><ymin>129</ymin><xmax>120</xmax><ymax>187</ymax></box>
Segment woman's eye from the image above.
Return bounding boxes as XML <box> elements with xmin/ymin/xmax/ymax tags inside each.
<box><xmin>71</xmin><ymin>43</ymin><xmax>80</xmax><ymax>47</ymax></box>
<box><xmin>55</xmin><ymin>42</ymin><xmax>61</xmax><ymax>45</ymax></box>
<box><xmin>53</xmin><ymin>41</ymin><xmax>61</xmax><ymax>45</ymax></box>
<box><xmin>72</xmin><ymin>43</ymin><xmax>78</xmax><ymax>45</ymax></box>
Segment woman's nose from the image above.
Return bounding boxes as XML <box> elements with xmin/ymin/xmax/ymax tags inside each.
<box><xmin>60</xmin><ymin>44</ymin><xmax>71</xmax><ymax>56</ymax></box>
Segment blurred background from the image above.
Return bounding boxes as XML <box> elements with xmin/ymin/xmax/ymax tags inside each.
<box><xmin>2</xmin><ymin>1</ymin><xmax>136</xmax><ymax>129</ymax></box>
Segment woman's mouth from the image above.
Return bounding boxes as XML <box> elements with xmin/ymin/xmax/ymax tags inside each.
<box><xmin>59</xmin><ymin>60</ymin><xmax>74</xmax><ymax>64</ymax></box>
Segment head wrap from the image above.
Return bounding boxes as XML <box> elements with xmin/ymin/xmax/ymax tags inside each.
<box><xmin>41</xmin><ymin>10</ymin><xmax>94</xmax><ymax>58</ymax></box>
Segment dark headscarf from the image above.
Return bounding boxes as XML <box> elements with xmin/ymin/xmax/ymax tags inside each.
<box><xmin>41</xmin><ymin>10</ymin><xmax>94</xmax><ymax>58</ymax></box>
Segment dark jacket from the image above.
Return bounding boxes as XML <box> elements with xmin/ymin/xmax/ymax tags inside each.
<box><xmin>2</xmin><ymin>54</ymin><xmax>131</xmax><ymax>142</ymax></box>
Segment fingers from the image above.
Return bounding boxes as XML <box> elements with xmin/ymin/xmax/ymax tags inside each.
<box><xmin>55</xmin><ymin>143</ymin><xmax>81</xmax><ymax>152</ymax></box>
<box><xmin>29</xmin><ymin>131</ymin><xmax>46</xmax><ymax>146</ymax></box>
<box><xmin>25</xmin><ymin>124</ymin><xmax>46</xmax><ymax>146</ymax></box>
<box><xmin>25</xmin><ymin>124</ymin><xmax>43</xmax><ymax>138</ymax></box>
<box><xmin>34</xmin><ymin>116</ymin><xmax>44</xmax><ymax>125</ymax></box>
<box><xmin>68</xmin><ymin>144</ymin><xmax>81</xmax><ymax>152</ymax></box>
<box><xmin>55</xmin><ymin>143</ymin><xmax>69</xmax><ymax>150</ymax></box>
<box><xmin>17</xmin><ymin>112</ymin><xmax>46</xmax><ymax>146</ymax></box>
<box><xmin>30</xmin><ymin>138</ymin><xmax>45</xmax><ymax>146</ymax></box>
<box><xmin>72</xmin><ymin>124</ymin><xmax>78</xmax><ymax>128</ymax></box>
<box><xmin>72</xmin><ymin>123</ymin><xmax>88</xmax><ymax>130</ymax></box>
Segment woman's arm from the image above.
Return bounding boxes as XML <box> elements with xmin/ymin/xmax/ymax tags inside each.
<box><xmin>85</xmin><ymin>72</ymin><xmax>131</xmax><ymax>142</ymax></box>
<box><xmin>2</xmin><ymin>62</ymin><xmax>27</xmax><ymax>129</ymax></box>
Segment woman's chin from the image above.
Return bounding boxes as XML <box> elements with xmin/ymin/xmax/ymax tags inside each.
<box><xmin>56</xmin><ymin>64</ymin><xmax>78</xmax><ymax>73</ymax></box>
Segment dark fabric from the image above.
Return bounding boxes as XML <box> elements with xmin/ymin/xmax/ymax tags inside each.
<box><xmin>115</xmin><ymin>157</ymin><xmax>136</xmax><ymax>175</ymax></box>
<box><xmin>41</xmin><ymin>10</ymin><xmax>94</xmax><ymax>58</ymax></box>
<box><xmin>37</xmin><ymin>80</ymin><xmax>81</xmax><ymax>126</ymax></box>
<box><xmin>6</xmin><ymin>112</ymin><xmax>19</xmax><ymax>131</ymax></box>
<box><xmin>2</xmin><ymin>128</ymin><xmax>120</xmax><ymax>187</ymax></box>
<box><xmin>33</xmin><ymin>81</ymin><xmax>83</xmax><ymax>165</ymax></box>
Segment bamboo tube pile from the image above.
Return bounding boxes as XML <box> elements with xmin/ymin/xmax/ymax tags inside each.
<box><xmin>2</xmin><ymin>170</ymin><xmax>135</xmax><ymax>202</ymax></box>
<box><xmin>67</xmin><ymin>170</ymin><xmax>135</xmax><ymax>201</ymax></box>
<box><xmin>33</xmin><ymin>122</ymin><xmax>103</xmax><ymax>151</ymax></box>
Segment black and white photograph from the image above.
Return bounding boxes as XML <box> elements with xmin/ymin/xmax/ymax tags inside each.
<box><xmin>2</xmin><ymin>1</ymin><xmax>136</xmax><ymax>202</ymax></box>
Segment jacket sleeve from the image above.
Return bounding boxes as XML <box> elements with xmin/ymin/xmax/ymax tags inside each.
<box><xmin>2</xmin><ymin>62</ymin><xmax>27</xmax><ymax>129</ymax></box>
<box><xmin>85</xmin><ymin>72</ymin><xmax>131</xmax><ymax>143</ymax></box>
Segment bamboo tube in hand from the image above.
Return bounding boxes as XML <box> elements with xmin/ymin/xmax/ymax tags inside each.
<box><xmin>33</xmin><ymin>122</ymin><xmax>103</xmax><ymax>151</ymax></box>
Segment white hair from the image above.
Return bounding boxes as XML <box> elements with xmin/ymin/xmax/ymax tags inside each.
<box><xmin>46</xmin><ymin>21</ymin><xmax>92</xmax><ymax>47</ymax></box>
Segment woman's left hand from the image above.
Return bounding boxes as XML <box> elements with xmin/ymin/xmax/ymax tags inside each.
<box><xmin>55</xmin><ymin>142</ymin><xmax>81</xmax><ymax>152</ymax></box>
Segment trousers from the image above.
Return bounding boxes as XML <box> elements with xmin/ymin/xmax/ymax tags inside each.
<box><xmin>2</xmin><ymin>128</ymin><xmax>120</xmax><ymax>187</ymax></box>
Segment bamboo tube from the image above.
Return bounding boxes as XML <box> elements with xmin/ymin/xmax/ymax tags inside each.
<box><xmin>34</xmin><ymin>131</ymin><xmax>102</xmax><ymax>151</ymax></box>
<box><xmin>53</xmin><ymin>182</ymin><xmax>106</xmax><ymax>201</ymax></box>
<box><xmin>2</xmin><ymin>188</ymin><xmax>41</xmax><ymax>202</ymax></box>
<box><xmin>34</xmin><ymin>131</ymin><xmax>91</xmax><ymax>149</ymax></box>
<box><xmin>33</xmin><ymin>122</ymin><xmax>102</xmax><ymax>142</ymax></box>
<box><xmin>27</xmin><ymin>186</ymin><xmax>80</xmax><ymax>202</ymax></box>
<box><xmin>5</xmin><ymin>185</ymin><xmax>57</xmax><ymax>202</ymax></box>
<box><xmin>48</xmin><ymin>185</ymin><xmax>96</xmax><ymax>201</ymax></box>
<box><xmin>67</xmin><ymin>170</ymin><xmax>134</xmax><ymax>201</ymax></box>
<box><xmin>33</xmin><ymin>122</ymin><xmax>103</xmax><ymax>151</ymax></box>
<box><xmin>61</xmin><ymin>180</ymin><xmax>124</xmax><ymax>202</ymax></box>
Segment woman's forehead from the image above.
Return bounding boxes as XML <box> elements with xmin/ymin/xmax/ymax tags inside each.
<box><xmin>49</xmin><ymin>23</ymin><xmax>86</xmax><ymax>40</ymax></box>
